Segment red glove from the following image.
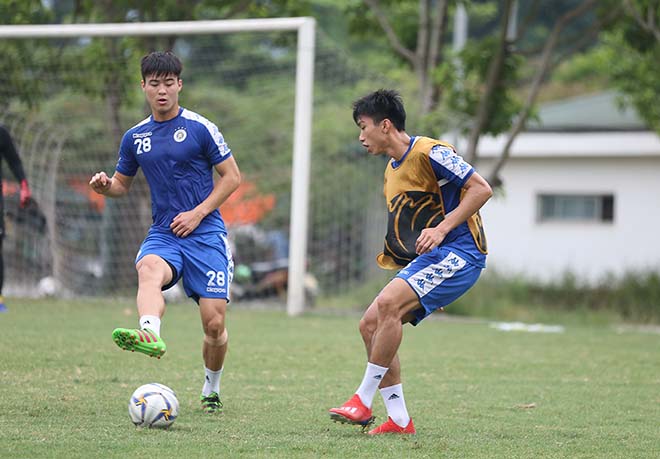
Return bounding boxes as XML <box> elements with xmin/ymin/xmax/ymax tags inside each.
<box><xmin>20</xmin><ymin>179</ymin><xmax>32</xmax><ymax>208</ymax></box>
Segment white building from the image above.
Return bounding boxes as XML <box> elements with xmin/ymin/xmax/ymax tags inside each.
<box><xmin>471</xmin><ymin>91</ymin><xmax>660</xmax><ymax>284</ymax></box>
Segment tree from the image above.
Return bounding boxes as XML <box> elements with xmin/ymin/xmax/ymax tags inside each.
<box><xmin>362</xmin><ymin>0</ymin><xmax>450</xmax><ymax>115</ymax></box>
<box><xmin>446</xmin><ymin>0</ymin><xmax>617</xmax><ymax>185</ymax></box>
<box><xmin>0</xmin><ymin>0</ymin><xmax>56</xmax><ymax>107</ymax></box>
<box><xmin>343</xmin><ymin>0</ymin><xmax>614</xmax><ymax>188</ymax></box>
<box><xmin>485</xmin><ymin>0</ymin><xmax>615</xmax><ymax>186</ymax></box>
<box><xmin>603</xmin><ymin>0</ymin><xmax>660</xmax><ymax>134</ymax></box>
<box><xmin>622</xmin><ymin>0</ymin><xmax>660</xmax><ymax>40</ymax></box>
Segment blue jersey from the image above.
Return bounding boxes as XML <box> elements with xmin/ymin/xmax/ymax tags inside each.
<box><xmin>427</xmin><ymin>141</ymin><xmax>487</xmax><ymax>267</ymax></box>
<box><xmin>116</xmin><ymin>107</ymin><xmax>232</xmax><ymax>235</ymax></box>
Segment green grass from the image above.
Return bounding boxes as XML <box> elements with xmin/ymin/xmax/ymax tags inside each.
<box><xmin>1</xmin><ymin>298</ymin><xmax>659</xmax><ymax>458</ymax></box>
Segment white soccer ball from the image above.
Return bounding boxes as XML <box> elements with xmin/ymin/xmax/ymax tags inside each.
<box><xmin>162</xmin><ymin>282</ymin><xmax>183</xmax><ymax>303</ymax></box>
<box><xmin>128</xmin><ymin>383</ymin><xmax>179</xmax><ymax>429</ymax></box>
<box><xmin>37</xmin><ymin>276</ymin><xmax>60</xmax><ymax>297</ymax></box>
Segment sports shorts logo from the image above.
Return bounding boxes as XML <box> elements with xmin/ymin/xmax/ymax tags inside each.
<box><xmin>173</xmin><ymin>128</ymin><xmax>187</xmax><ymax>143</ymax></box>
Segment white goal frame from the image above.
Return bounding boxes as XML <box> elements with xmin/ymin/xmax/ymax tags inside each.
<box><xmin>0</xmin><ymin>18</ymin><xmax>316</xmax><ymax>316</ymax></box>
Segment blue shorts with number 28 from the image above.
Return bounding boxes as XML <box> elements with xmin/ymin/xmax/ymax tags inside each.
<box><xmin>136</xmin><ymin>229</ymin><xmax>234</xmax><ymax>304</ymax></box>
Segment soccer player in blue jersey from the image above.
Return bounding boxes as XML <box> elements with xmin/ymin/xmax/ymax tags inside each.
<box><xmin>89</xmin><ymin>51</ymin><xmax>241</xmax><ymax>413</ymax></box>
<box><xmin>329</xmin><ymin>89</ymin><xmax>493</xmax><ymax>434</ymax></box>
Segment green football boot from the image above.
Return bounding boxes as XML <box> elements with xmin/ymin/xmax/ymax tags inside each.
<box><xmin>112</xmin><ymin>328</ymin><xmax>166</xmax><ymax>359</ymax></box>
<box><xmin>200</xmin><ymin>392</ymin><xmax>223</xmax><ymax>414</ymax></box>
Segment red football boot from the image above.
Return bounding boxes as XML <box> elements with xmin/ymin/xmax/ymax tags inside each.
<box><xmin>329</xmin><ymin>394</ymin><xmax>375</xmax><ymax>426</ymax></box>
<box><xmin>368</xmin><ymin>416</ymin><xmax>416</xmax><ymax>435</ymax></box>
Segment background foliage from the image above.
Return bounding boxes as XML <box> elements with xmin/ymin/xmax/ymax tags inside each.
<box><xmin>0</xmin><ymin>0</ymin><xmax>659</xmax><ymax>321</ymax></box>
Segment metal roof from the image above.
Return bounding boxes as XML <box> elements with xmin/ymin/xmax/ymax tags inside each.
<box><xmin>528</xmin><ymin>90</ymin><xmax>647</xmax><ymax>132</ymax></box>
<box><xmin>472</xmin><ymin>131</ymin><xmax>660</xmax><ymax>158</ymax></box>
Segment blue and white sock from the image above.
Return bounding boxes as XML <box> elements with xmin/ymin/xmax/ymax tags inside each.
<box><xmin>355</xmin><ymin>362</ymin><xmax>388</xmax><ymax>408</ymax></box>
<box><xmin>380</xmin><ymin>383</ymin><xmax>410</xmax><ymax>427</ymax></box>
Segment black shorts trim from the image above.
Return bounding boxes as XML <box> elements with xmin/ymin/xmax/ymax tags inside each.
<box><xmin>161</xmin><ymin>259</ymin><xmax>179</xmax><ymax>291</ymax></box>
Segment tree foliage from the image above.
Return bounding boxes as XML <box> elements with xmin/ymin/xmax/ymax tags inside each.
<box><xmin>323</xmin><ymin>0</ymin><xmax>609</xmax><ymax>185</ymax></box>
<box><xmin>603</xmin><ymin>0</ymin><xmax>660</xmax><ymax>134</ymax></box>
<box><xmin>0</xmin><ymin>1</ymin><xmax>56</xmax><ymax>107</ymax></box>
<box><xmin>548</xmin><ymin>0</ymin><xmax>660</xmax><ymax>135</ymax></box>
<box><xmin>2</xmin><ymin>0</ymin><xmax>658</xmax><ymax>183</ymax></box>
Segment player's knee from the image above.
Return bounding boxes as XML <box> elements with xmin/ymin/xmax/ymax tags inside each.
<box><xmin>375</xmin><ymin>294</ymin><xmax>399</xmax><ymax>320</ymax></box>
<box><xmin>359</xmin><ymin>315</ymin><xmax>376</xmax><ymax>339</ymax></box>
<box><xmin>136</xmin><ymin>257</ymin><xmax>168</xmax><ymax>284</ymax></box>
<box><xmin>204</xmin><ymin>314</ymin><xmax>226</xmax><ymax>337</ymax></box>
<box><xmin>204</xmin><ymin>328</ymin><xmax>228</xmax><ymax>347</ymax></box>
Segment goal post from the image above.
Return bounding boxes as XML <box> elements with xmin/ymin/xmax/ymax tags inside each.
<box><xmin>0</xmin><ymin>18</ymin><xmax>315</xmax><ymax>316</ymax></box>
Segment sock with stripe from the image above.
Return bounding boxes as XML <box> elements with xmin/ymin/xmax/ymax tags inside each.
<box><xmin>139</xmin><ymin>315</ymin><xmax>161</xmax><ymax>337</ymax></box>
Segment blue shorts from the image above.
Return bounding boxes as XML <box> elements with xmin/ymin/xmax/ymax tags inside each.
<box><xmin>136</xmin><ymin>229</ymin><xmax>234</xmax><ymax>303</ymax></box>
<box><xmin>396</xmin><ymin>247</ymin><xmax>483</xmax><ymax>325</ymax></box>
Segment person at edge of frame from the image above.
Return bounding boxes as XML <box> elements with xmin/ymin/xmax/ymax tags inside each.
<box><xmin>0</xmin><ymin>125</ymin><xmax>33</xmax><ymax>313</ymax></box>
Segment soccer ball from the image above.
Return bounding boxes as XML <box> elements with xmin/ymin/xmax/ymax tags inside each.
<box><xmin>128</xmin><ymin>383</ymin><xmax>179</xmax><ymax>428</ymax></box>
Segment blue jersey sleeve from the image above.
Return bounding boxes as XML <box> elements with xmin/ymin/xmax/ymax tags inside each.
<box><xmin>428</xmin><ymin>145</ymin><xmax>474</xmax><ymax>187</ymax></box>
<box><xmin>201</xmin><ymin>121</ymin><xmax>232</xmax><ymax>166</ymax></box>
<box><xmin>115</xmin><ymin>131</ymin><xmax>139</xmax><ymax>176</ymax></box>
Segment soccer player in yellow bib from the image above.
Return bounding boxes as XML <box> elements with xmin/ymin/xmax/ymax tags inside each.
<box><xmin>329</xmin><ymin>89</ymin><xmax>492</xmax><ymax>435</ymax></box>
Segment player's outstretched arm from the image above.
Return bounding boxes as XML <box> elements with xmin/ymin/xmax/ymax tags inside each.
<box><xmin>415</xmin><ymin>171</ymin><xmax>493</xmax><ymax>254</ymax></box>
<box><xmin>170</xmin><ymin>156</ymin><xmax>241</xmax><ymax>238</ymax></box>
<box><xmin>207</xmin><ymin>156</ymin><xmax>241</xmax><ymax>210</ymax></box>
<box><xmin>89</xmin><ymin>171</ymin><xmax>134</xmax><ymax>198</ymax></box>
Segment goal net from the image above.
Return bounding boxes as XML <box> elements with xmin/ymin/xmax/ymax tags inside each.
<box><xmin>0</xmin><ymin>19</ymin><xmax>391</xmax><ymax>312</ymax></box>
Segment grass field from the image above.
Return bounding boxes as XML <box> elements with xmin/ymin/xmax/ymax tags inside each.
<box><xmin>1</xmin><ymin>298</ymin><xmax>658</xmax><ymax>458</ymax></box>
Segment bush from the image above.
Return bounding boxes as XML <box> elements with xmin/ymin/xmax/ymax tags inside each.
<box><xmin>452</xmin><ymin>270</ymin><xmax>660</xmax><ymax>324</ymax></box>
<box><xmin>316</xmin><ymin>269</ymin><xmax>660</xmax><ymax>325</ymax></box>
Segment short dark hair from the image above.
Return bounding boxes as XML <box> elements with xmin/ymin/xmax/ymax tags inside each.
<box><xmin>352</xmin><ymin>89</ymin><xmax>406</xmax><ymax>131</ymax></box>
<box><xmin>141</xmin><ymin>51</ymin><xmax>183</xmax><ymax>80</ymax></box>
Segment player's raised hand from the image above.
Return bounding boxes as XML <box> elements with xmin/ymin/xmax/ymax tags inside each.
<box><xmin>89</xmin><ymin>171</ymin><xmax>112</xmax><ymax>194</ymax></box>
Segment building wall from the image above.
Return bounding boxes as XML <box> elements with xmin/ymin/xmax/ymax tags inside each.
<box><xmin>477</xmin><ymin>156</ymin><xmax>660</xmax><ymax>284</ymax></box>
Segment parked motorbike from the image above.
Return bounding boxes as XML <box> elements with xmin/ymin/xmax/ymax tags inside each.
<box><xmin>232</xmin><ymin>257</ymin><xmax>319</xmax><ymax>306</ymax></box>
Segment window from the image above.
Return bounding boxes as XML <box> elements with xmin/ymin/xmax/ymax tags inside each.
<box><xmin>537</xmin><ymin>194</ymin><xmax>614</xmax><ymax>223</ymax></box>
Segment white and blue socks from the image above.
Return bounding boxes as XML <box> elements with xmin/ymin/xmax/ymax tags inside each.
<box><xmin>380</xmin><ymin>383</ymin><xmax>411</xmax><ymax>427</ymax></box>
<box><xmin>355</xmin><ymin>362</ymin><xmax>389</xmax><ymax>408</ymax></box>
